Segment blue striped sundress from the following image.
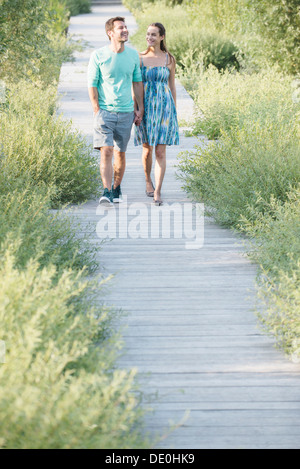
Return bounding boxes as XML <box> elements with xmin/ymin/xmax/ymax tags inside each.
<box><xmin>134</xmin><ymin>54</ymin><xmax>180</xmax><ymax>147</ymax></box>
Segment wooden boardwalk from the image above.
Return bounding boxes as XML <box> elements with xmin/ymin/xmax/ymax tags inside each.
<box><xmin>58</xmin><ymin>4</ymin><xmax>300</xmax><ymax>449</ymax></box>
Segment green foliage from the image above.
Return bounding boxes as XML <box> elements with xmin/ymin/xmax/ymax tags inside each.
<box><xmin>0</xmin><ymin>187</ymin><xmax>97</xmax><ymax>274</ymax></box>
<box><xmin>0</xmin><ymin>0</ymin><xmax>86</xmax><ymax>84</ymax></box>
<box><xmin>0</xmin><ymin>82</ymin><xmax>100</xmax><ymax>207</ymax></box>
<box><xmin>178</xmin><ymin>113</ymin><xmax>300</xmax><ymax>227</ymax></box>
<box><xmin>0</xmin><ymin>250</ymin><xmax>147</xmax><ymax>449</ymax></box>
<box><xmin>240</xmin><ymin>187</ymin><xmax>300</xmax><ymax>358</ymax></box>
<box><xmin>249</xmin><ymin>0</ymin><xmax>300</xmax><ymax>75</ymax></box>
<box><xmin>0</xmin><ymin>0</ymin><xmax>68</xmax><ymax>83</ymax></box>
<box><xmin>182</xmin><ymin>66</ymin><xmax>295</xmax><ymax>139</ymax></box>
<box><xmin>256</xmin><ymin>262</ymin><xmax>300</xmax><ymax>359</ymax></box>
<box><xmin>126</xmin><ymin>1</ymin><xmax>242</xmax><ymax>72</ymax></box>
<box><xmin>187</xmin><ymin>0</ymin><xmax>300</xmax><ymax>74</ymax></box>
<box><xmin>240</xmin><ymin>187</ymin><xmax>300</xmax><ymax>277</ymax></box>
<box><xmin>65</xmin><ymin>0</ymin><xmax>91</xmax><ymax>16</ymax></box>
<box><xmin>127</xmin><ymin>0</ymin><xmax>300</xmax><ymax>74</ymax></box>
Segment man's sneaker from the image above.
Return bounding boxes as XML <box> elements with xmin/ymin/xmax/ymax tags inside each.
<box><xmin>99</xmin><ymin>188</ymin><xmax>113</xmax><ymax>206</ymax></box>
<box><xmin>111</xmin><ymin>185</ymin><xmax>123</xmax><ymax>203</ymax></box>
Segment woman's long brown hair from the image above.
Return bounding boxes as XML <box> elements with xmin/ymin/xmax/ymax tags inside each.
<box><xmin>141</xmin><ymin>23</ymin><xmax>175</xmax><ymax>65</ymax></box>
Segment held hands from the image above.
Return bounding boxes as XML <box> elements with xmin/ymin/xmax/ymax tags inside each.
<box><xmin>134</xmin><ymin>109</ymin><xmax>143</xmax><ymax>126</ymax></box>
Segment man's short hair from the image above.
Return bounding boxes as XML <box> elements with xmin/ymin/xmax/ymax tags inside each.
<box><xmin>105</xmin><ymin>17</ymin><xmax>125</xmax><ymax>40</ymax></box>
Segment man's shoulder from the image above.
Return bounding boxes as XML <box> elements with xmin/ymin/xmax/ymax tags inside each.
<box><xmin>91</xmin><ymin>46</ymin><xmax>110</xmax><ymax>60</ymax></box>
<box><xmin>124</xmin><ymin>46</ymin><xmax>139</xmax><ymax>59</ymax></box>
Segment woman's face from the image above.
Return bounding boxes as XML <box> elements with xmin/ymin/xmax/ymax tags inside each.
<box><xmin>146</xmin><ymin>26</ymin><xmax>164</xmax><ymax>48</ymax></box>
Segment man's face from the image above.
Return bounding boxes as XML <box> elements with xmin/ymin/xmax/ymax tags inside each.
<box><xmin>109</xmin><ymin>21</ymin><xmax>129</xmax><ymax>43</ymax></box>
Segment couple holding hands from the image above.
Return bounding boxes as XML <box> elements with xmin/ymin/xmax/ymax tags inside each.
<box><xmin>88</xmin><ymin>16</ymin><xmax>179</xmax><ymax>207</ymax></box>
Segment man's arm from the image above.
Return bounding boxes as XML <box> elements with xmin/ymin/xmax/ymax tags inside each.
<box><xmin>88</xmin><ymin>87</ymin><xmax>100</xmax><ymax>115</ymax></box>
<box><xmin>132</xmin><ymin>81</ymin><xmax>144</xmax><ymax>126</ymax></box>
<box><xmin>87</xmin><ymin>51</ymin><xmax>100</xmax><ymax>115</ymax></box>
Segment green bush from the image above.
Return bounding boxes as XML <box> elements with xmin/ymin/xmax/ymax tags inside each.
<box><xmin>127</xmin><ymin>1</ymin><xmax>242</xmax><ymax>72</ymax></box>
<box><xmin>0</xmin><ymin>187</ymin><xmax>97</xmax><ymax>274</ymax></box>
<box><xmin>240</xmin><ymin>187</ymin><xmax>300</xmax><ymax>277</ymax></box>
<box><xmin>256</xmin><ymin>262</ymin><xmax>300</xmax><ymax>359</ymax></box>
<box><xmin>65</xmin><ymin>0</ymin><xmax>91</xmax><ymax>16</ymax></box>
<box><xmin>0</xmin><ymin>0</ymin><xmax>75</xmax><ymax>84</ymax></box>
<box><xmin>239</xmin><ymin>187</ymin><xmax>300</xmax><ymax>358</ymax></box>
<box><xmin>0</xmin><ymin>82</ymin><xmax>100</xmax><ymax>207</ymax></box>
<box><xmin>0</xmin><ymin>250</ymin><xmax>147</xmax><ymax>449</ymax></box>
<box><xmin>180</xmin><ymin>66</ymin><xmax>295</xmax><ymax>140</ymax></box>
<box><xmin>178</xmin><ymin>114</ymin><xmax>300</xmax><ymax>227</ymax></box>
<box><xmin>185</xmin><ymin>0</ymin><xmax>300</xmax><ymax>75</ymax></box>
<box><xmin>249</xmin><ymin>0</ymin><xmax>300</xmax><ymax>75</ymax></box>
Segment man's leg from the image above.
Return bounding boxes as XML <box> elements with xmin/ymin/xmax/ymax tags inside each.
<box><xmin>112</xmin><ymin>111</ymin><xmax>135</xmax><ymax>194</ymax></box>
<box><xmin>100</xmin><ymin>146</ymin><xmax>114</xmax><ymax>190</ymax></box>
<box><xmin>113</xmin><ymin>150</ymin><xmax>126</xmax><ymax>189</ymax></box>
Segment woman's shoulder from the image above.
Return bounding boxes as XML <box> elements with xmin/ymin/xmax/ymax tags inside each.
<box><xmin>167</xmin><ymin>53</ymin><xmax>176</xmax><ymax>66</ymax></box>
<box><xmin>138</xmin><ymin>51</ymin><xmax>147</xmax><ymax>66</ymax></box>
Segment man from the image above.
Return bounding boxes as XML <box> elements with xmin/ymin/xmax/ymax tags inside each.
<box><xmin>88</xmin><ymin>17</ymin><xmax>144</xmax><ymax>205</ymax></box>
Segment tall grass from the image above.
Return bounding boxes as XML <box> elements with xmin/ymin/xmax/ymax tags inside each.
<box><xmin>125</xmin><ymin>0</ymin><xmax>242</xmax><ymax>72</ymax></box>
<box><xmin>0</xmin><ymin>249</ymin><xmax>147</xmax><ymax>449</ymax></box>
<box><xmin>180</xmin><ymin>66</ymin><xmax>295</xmax><ymax>140</ymax></box>
<box><xmin>240</xmin><ymin>188</ymin><xmax>300</xmax><ymax>357</ymax></box>
<box><xmin>1</xmin><ymin>82</ymin><xmax>100</xmax><ymax>207</ymax></box>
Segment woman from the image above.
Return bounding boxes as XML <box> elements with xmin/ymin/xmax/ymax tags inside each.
<box><xmin>134</xmin><ymin>23</ymin><xmax>179</xmax><ymax>206</ymax></box>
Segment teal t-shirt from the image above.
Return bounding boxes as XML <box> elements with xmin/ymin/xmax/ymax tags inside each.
<box><xmin>88</xmin><ymin>45</ymin><xmax>142</xmax><ymax>113</ymax></box>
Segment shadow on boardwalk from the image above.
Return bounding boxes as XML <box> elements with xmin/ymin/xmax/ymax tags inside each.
<box><xmin>58</xmin><ymin>3</ymin><xmax>300</xmax><ymax>449</ymax></box>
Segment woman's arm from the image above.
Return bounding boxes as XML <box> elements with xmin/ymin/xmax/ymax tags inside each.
<box><xmin>168</xmin><ymin>57</ymin><xmax>177</xmax><ymax>108</ymax></box>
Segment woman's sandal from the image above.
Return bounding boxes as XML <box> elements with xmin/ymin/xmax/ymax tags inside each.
<box><xmin>154</xmin><ymin>198</ymin><xmax>164</xmax><ymax>206</ymax></box>
<box><xmin>145</xmin><ymin>180</ymin><xmax>155</xmax><ymax>198</ymax></box>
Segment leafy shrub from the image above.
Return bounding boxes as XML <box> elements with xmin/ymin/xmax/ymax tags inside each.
<box><xmin>256</xmin><ymin>263</ymin><xmax>300</xmax><ymax>359</ymax></box>
<box><xmin>186</xmin><ymin>0</ymin><xmax>300</xmax><ymax>75</ymax></box>
<box><xmin>180</xmin><ymin>66</ymin><xmax>296</xmax><ymax>139</ymax></box>
<box><xmin>127</xmin><ymin>1</ymin><xmax>242</xmax><ymax>72</ymax></box>
<box><xmin>0</xmin><ymin>187</ymin><xmax>97</xmax><ymax>274</ymax></box>
<box><xmin>240</xmin><ymin>187</ymin><xmax>300</xmax><ymax>358</ymax></box>
<box><xmin>168</xmin><ymin>29</ymin><xmax>240</xmax><ymax>72</ymax></box>
<box><xmin>249</xmin><ymin>0</ymin><xmax>300</xmax><ymax>75</ymax></box>
<box><xmin>0</xmin><ymin>250</ymin><xmax>147</xmax><ymax>449</ymax></box>
<box><xmin>65</xmin><ymin>0</ymin><xmax>91</xmax><ymax>16</ymax></box>
<box><xmin>240</xmin><ymin>187</ymin><xmax>300</xmax><ymax>277</ymax></box>
<box><xmin>0</xmin><ymin>82</ymin><xmax>100</xmax><ymax>207</ymax></box>
<box><xmin>0</xmin><ymin>0</ymin><xmax>75</xmax><ymax>84</ymax></box>
<box><xmin>178</xmin><ymin>114</ymin><xmax>300</xmax><ymax>227</ymax></box>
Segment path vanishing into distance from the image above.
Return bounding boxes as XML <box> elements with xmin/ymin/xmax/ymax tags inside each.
<box><xmin>58</xmin><ymin>1</ymin><xmax>300</xmax><ymax>449</ymax></box>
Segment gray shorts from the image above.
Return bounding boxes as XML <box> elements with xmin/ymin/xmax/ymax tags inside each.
<box><xmin>93</xmin><ymin>109</ymin><xmax>135</xmax><ymax>152</ymax></box>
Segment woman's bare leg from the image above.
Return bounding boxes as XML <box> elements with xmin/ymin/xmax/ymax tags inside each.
<box><xmin>142</xmin><ymin>143</ymin><xmax>155</xmax><ymax>193</ymax></box>
<box><xmin>154</xmin><ymin>144</ymin><xmax>166</xmax><ymax>203</ymax></box>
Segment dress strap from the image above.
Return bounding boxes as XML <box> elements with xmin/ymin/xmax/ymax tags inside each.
<box><xmin>141</xmin><ymin>56</ymin><xmax>144</xmax><ymax>67</ymax></box>
<box><xmin>165</xmin><ymin>53</ymin><xmax>169</xmax><ymax>67</ymax></box>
